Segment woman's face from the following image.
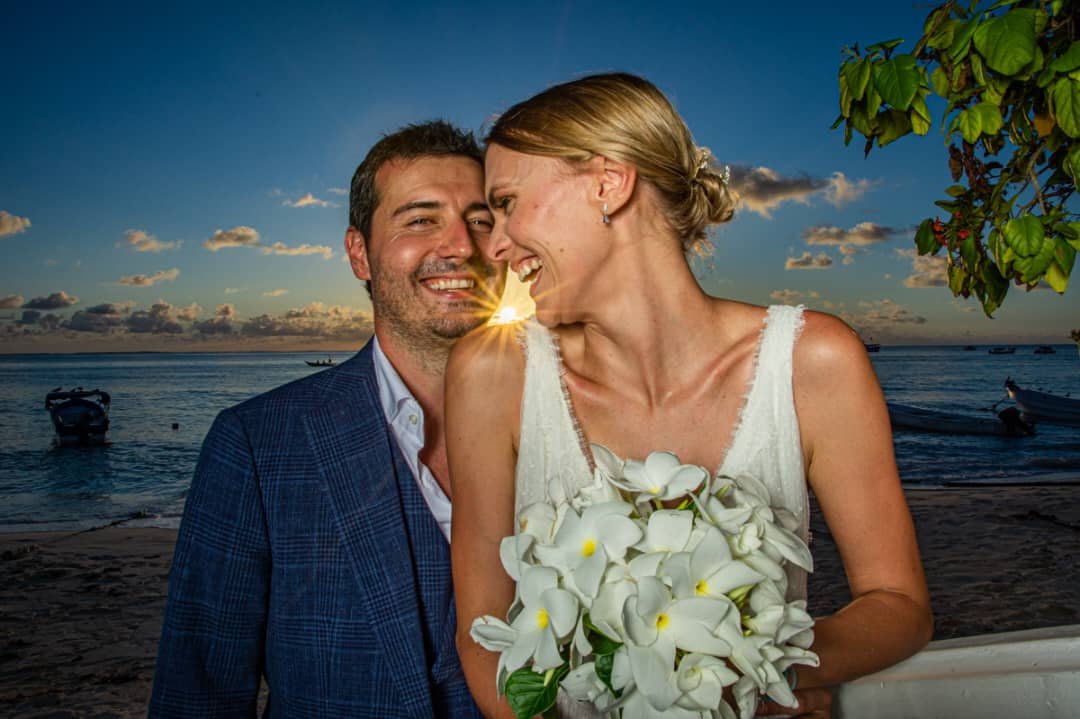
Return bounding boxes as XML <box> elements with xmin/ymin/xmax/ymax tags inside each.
<box><xmin>483</xmin><ymin>144</ymin><xmax>606</xmax><ymax>325</ymax></box>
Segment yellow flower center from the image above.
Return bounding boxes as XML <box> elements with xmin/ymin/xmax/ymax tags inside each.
<box><xmin>520</xmin><ymin>517</ymin><xmax>529</xmax><ymax>532</ymax></box>
<box><xmin>582</xmin><ymin>538</ymin><xmax>597</xmax><ymax>557</ymax></box>
<box><xmin>649</xmin><ymin>485</ymin><xmax>661</xmax><ymax>495</ymax></box>
<box><xmin>695</xmin><ymin>580</ymin><xmax>709</xmax><ymax>596</ymax></box>
<box><xmin>656</xmin><ymin>613</ymin><xmax>670</xmax><ymax>631</ymax></box>
<box><xmin>536</xmin><ymin>608</ymin><xmax>549</xmax><ymax>630</ymax></box>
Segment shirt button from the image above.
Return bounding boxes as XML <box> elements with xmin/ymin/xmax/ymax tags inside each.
<box><xmin>408</xmin><ymin>414</ymin><xmax>418</xmax><ymax>425</ymax></box>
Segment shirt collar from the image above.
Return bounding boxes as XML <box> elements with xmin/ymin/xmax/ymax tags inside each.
<box><xmin>371</xmin><ymin>335</ymin><xmax>423</xmax><ymax>430</ymax></box>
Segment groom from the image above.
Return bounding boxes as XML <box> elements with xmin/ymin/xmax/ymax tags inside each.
<box><xmin>150</xmin><ymin>121</ymin><xmax>503</xmax><ymax>717</ymax></box>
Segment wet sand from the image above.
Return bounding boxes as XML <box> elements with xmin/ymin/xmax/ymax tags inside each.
<box><xmin>1</xmin><ymin>483</ymin><xmax>1079</xmax><ymax>716</ymax></box>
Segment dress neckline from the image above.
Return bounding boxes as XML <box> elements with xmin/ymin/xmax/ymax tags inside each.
<box><xmin>547</xmin><ymin>308</ymin><xmax>775</xmax><ymax>476</ymax></box>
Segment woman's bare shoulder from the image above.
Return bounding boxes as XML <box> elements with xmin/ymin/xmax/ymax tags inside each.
<box><xmin>791</xmin><ymin>309</ymin><xmax>880</xmax><ymax>406</ymax></box>
<box><xmin>447</xmin><ymin>322</ymin><xmax>527</xmax><ymax>388</ymax></box>
<box><xmin>795</xmin><ymin>309</ymin><xmax>867</xmax><ymax>370</ymax></box>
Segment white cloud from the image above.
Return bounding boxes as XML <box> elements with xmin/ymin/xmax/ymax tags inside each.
<box><xmin>24</xmin><ymin>291</ymin><xmax>79</xmax><ymax>309</ymax></box>
<box><xmin>175</xmin><ymin>302</ymin><xmax>201</xmax><ymax>322</ymax></box>
<box><xmin>204</xmin><ymin>226</ymin><xmax>260</xmax><ymax>251</ymax></box>
<box><xmin>823</xmin><ymin>172</ymin><xmax>875</xmax><ymax>206</ymax></box>
<box><xmin>260</xmin><ymin>242</ymin><xmax>334</xmax><ymax>259</ymax></box>
<box><xmin>193</xmin><ymin>304</ymin><xmax>236</xmax><ymax>335</ymax></box>
<box><xmin>785</xmin><ymin>251</ymin><xmax>833</xmax><ymax>270</ymax></box>
<box><xmin>263</xmin><ymin>288</ymin><xmax>289</xmax><ymax>297</ymax></box>
<box><xmin>897</xmin><ymin>248</ymin><xmax>948</xmax><ymax>288</ymax></box>
<box><xmin>770</xmin><ymin>289</ymin><xmax>804</xmax><ymax>305</ymax></box>
<box><xmin>240</xmin><ymin>301</ymin><xmax>373</xmax><ymax>339</ymax></box>
<box><xmin>118</xmin><ymin>267</ymin><xmax>181</xmax><ymax>287</ymax></box>
<box><xmin>0</xmin><ymin>211</ymin><xmax>31</xmax><ymax>238</ymax></box>
<box><xmin>283</xmin><ymin>193</ymin><xmax>337</xmax><ymax>208</ymax></box>
<box><xmin>119</xmin><ymin>229</ymin><xmax>181</xmax><ymax>253</ymax></box>
<box><xmin>852</xmin><ymin>298</ymin><xmax>927</xmax><ymax>326</ymax></box>
<box><xmin>224</xmin><ymin>287</ymin><xmax>243</xmax><ymax>294</ymax></box>
<box><xmin>729</xmin><ymin>167</ymin><xmax>875</xmax><ymax>219</ymax></box>
<box><xmin>327</xmin><ymin>187</ymin><xmax>348</xmax><ymax>196</ymax></box>
<box><xmin>803</xmin><ymin>222</ymin><xmax>905</xmax><ymax>247</ymax></box>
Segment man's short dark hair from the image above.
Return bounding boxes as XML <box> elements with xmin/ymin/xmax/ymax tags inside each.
<box><xmin>349</xmin><ymin>120</ymin><xmax>484</xmax><ymax>241</ymax></box>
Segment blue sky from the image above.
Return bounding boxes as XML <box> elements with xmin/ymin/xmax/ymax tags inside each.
<box><xmin>2</xmin><ymin>1</ymin><xmax>1077</xmax><ymax>351</ymax></box>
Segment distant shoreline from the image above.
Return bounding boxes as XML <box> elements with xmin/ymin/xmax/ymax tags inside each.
<box><xmin>1</xmin><ymin>342</ymin><xmax>1075</xmax><ymax>357</ymax></box>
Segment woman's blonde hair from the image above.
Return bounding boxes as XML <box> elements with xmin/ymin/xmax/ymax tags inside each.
<box><xmin>486</xmin><ymin>73</ymin><xmax>737</xmax><ymax>253</ymax></box>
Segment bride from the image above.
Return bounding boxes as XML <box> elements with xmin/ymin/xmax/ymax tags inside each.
<box><xmin>447</xmin><ymin>73</ymin><xmax>931</xmax><ymax>718</ymax></box>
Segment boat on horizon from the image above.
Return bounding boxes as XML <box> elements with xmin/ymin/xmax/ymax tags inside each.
<box><xmin>1034</xmin><ymin>345</ymin><xmax>1056</xmax><ymax>354</ymax></box>
<box><xmin>44</xmin><ymin>387</ymin><xmax>111</xmax><ymax>446</ymax></box>
<box><xmin>864</xmin><ymin>342</ymin><xmax>881</xmax><ymax>353</ymax></box>
<box><xmin>988</xmin><ymin>346</ymin><xmax>1017</xmax><ymax>355</ymax></box>
<box><xmin>963</xmin><ymin>345</ymin><xmax>977</xmax><ymax>351</ymax></box>
<box><xmin>305</xmin><ymin>356</ymin><xmax>335</xmax><ymax>367</ymax></box>
<box><xmin>1006</xmin><ymin>378</ymin><xmax>1080</xmax><ymax>427</ymax></box>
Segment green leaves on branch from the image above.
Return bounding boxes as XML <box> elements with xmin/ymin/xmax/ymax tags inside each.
<box><xmin>874</xmin><ymin>55</ymin><xmax>922</xmax><ymax>109</ymax></box>
<box><xmin>957</xmin><ymin>103</ymin><xmax>1003</xmax><ymax>142</ymax></box>
<box><xmin>1050</xmin><ymin>78</ymin><xmax>1080</xmax><ymax>137</ymax></box>
<box><xmin>504</xmin><ymin>665</ymin><xmax>569</xmax><ymax>719</ymax></box>
<box><xmin>972</xmin><ymin>8</ymin><xmax>1039</xmax><ymax>75</ymax></box>
<box><xmin>834</xmin><ymin>0</ymin><xmax>1080</xmax><ymax>316</ymax></box>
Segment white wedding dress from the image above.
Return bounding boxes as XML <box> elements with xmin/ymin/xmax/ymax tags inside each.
<box><xmin>514</xmin><ymin>305</ymin><xmax>811</xmax><ymax>718</ymax></box>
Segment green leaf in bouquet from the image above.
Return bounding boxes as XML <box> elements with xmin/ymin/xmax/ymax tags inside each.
<box><xmin>594</xmin><ymin>652</ymin><xmax>622</xmax><ymax>699</ymax></box>
<box><xmin>582</xmin><ymin>616</ymin><xmax>622</xmax><ymax>656</ymax></box>
<box><xmin>504</xmin><ymin>664</ymin><xmax>569</xmax><ymax>719</ymax></box>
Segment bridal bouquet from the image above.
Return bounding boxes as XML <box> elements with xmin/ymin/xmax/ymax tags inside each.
<box><xmin>471</xmin><ymin>445</ymin><xmax>818</xmax><ymax>719</ymax></box>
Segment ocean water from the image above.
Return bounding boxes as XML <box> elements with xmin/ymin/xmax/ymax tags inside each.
<box><xmin>0</xmin><ymin>345</ymin><xmax>1078</xmax><ymax>531</ymax></box>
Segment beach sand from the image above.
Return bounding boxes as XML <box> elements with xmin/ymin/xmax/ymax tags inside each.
<box><xmin>1</xmin><ymin>484</ymin><xmax>1079</xmax><ymax>716</ymax></box>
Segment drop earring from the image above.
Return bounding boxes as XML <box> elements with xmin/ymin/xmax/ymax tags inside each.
<box><xmin>601</xmin><ymin>202</ymin><xmax>610</xmax><ymax>225</ymax></box>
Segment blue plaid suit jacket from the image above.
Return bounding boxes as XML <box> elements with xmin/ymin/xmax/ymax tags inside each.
<box><xmin>150</xmin><ymin>343</ymin><xmax>481</xmax><ymax>718</ymax></box>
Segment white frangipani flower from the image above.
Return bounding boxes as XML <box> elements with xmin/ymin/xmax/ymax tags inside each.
<box><xmin>561</xmin><ymin>661</ymin><xmax>615</xmax><ymax>706</ymax></box>
<box><xmin>666</xmin><ymin>524</ymin><xmax>767</xmax><ymax>601</ymax></box>
<box><xmin>504</xmin><ymin>566</ymin><xmax>580</xmax><ymax>672</ymax></box>
<box><xmin>634</xmin><ymin>509</ymin><xmax>695</xmax><ymax>554</ymax></box>
<box><xmin>533</xmin><ymin>501</ymin><xmax>642</xmax><ymax>601</ymax></box>
<box><xmin>611</xmin><ymin>450</ymin><xmax>708</xmax><ymax>505</ymax></box>
<box><xmin>673</xmin><ymin>653</ymin><xmax>740</xmax><ymax>713</ymax></box>
<box><xmin>622</xmin><ymin>577</ymin><xmax>735</xmax><ymax>659</ymax></box>
<box><xmin>590</xmin><ymin>442</ymin><xmax>625</xmax><ymax>480</ymax></box>
<box><xmin>518</xmin><ymin>501</ymin><xmax>559</xmax><ymax>542</ymax></box>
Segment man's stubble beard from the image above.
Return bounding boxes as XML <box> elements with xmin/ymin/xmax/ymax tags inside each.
<box><xmin>370</xmin><ymin>259</ymin><xmax>500</xmax><ymax>374</ymax></box>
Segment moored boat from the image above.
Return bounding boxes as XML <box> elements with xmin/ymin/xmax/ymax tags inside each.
<box><xmin>1034</xmin><ymin>345</ymin><xmax>1056</xmax><ymax>354</ymax></box>
<box><xmin>1005</xmin><ymin>379</ymin><xmax>1080</xmax><ymax>427</ymax></box>
<box><xmin>887</xmin><ymin>402</ymin><xmax>1034</xmax><ymax>437</ymax></box>
<box><xmin>44</xmin><ymin>388</ymin><xmax>111</xmax><ymax>446</ymax></box>
<box><xmin>305</xmin><ymin>357</ymin><xmax>335</xmax><ymax>367</ymax></box>
<box><xmin>988</xmin><ymin>346</ymin><xmax>1016</xmax><ymax>355</ymax></box>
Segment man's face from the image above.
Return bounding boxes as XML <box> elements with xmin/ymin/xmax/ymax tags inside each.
<box><xmin>346</xmin><ymin>155</ymin><xmax>505</xmax><ymax>351</ymax></box>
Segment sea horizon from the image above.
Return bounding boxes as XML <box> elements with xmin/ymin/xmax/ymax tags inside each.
<box><xmin>1</xmin><ymin>341</ymin><xmax>1077</xmax><ymax>357</ymax></box>
<box><xmin>2</xmin><ymin>345</ymin><xmax>1078</xmax><ymax>534</ymax></box>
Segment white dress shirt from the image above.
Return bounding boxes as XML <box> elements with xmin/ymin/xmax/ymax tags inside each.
<box><xmin>371</xmin><ymin>336</ymin><xmax>452</xmax><ymax>542</ymax></box>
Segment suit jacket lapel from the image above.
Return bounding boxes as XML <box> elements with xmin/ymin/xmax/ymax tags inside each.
<box><xmin>303</xmin><ymin>345</ymin><xmax>433</xmax><ymax>717</ymax></box>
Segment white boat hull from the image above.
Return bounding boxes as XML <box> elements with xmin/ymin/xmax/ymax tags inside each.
<box><xmin>1007</xmin><ymin>382</ymin><xmax>1080</xmax><ymax>428</ymax></box>
<box><xmin>836</xmin><ymin>624</ymin><xmax>1080</xmax><ymax>718</ymax></box>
